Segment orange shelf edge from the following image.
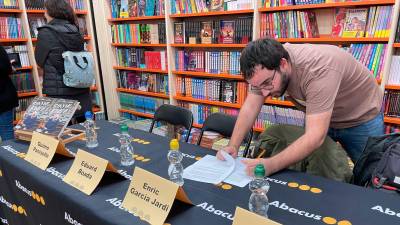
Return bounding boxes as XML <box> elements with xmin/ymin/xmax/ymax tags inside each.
<box><xmin>92</xmin><ymin>107</ymin><xmax>101</xmax><ymax>113</ymax></box>
<box><xmin>0</xmin><ymin>38</ymin><xmax>28</xmax><ymax>43</ymax></box>
<box><xmin>384</xmin><ymin>116</ymin><xmax>400</xmax><ymax>125</ymax></box>
<box><xmin>393</xmin><ymin>43</ymin><xmax>400</xmax><ymax>48</ymax></box>
<box><xmin>276</xmin><ymin>37</ymin><xmax>389</xmax><ymax>43</ymax></box>
<box><xmin>0</xmin><ymin>9</ymin><xmax>23</xmax><ymax>13</ymax></box>
<box><xmin>112</xmin><ymin>43</ymin><xmax>167</xmax><ymax>47</ymax></box>
<box><xmin>16</xmin><ymin>66</ymin><xmax>33</xmax><ymax>71</ymax></box>
<box><xmin>264</xmin><ymin>99</ymin><xmax>295</xmax><ymax>107</ymax></box>
<box><xmin>259</xmin><ymin>0</ymin><xmax>395</xmax><ymax>12</ymax></box>
<box><xmin>113</xmin><ymin>66</ymin><xmax>168</xmax><ymax>74</ymax></box>
<box><xmin>119</xmin><ymin>108</ymin><xmax>154</xmax><ymax>119</ymax></box>
<box><xmin>385</xmin><ymin>85</ymin><xmax>400</xmax><ymax>90</ymax></box>
<box><xmin>32</xmin><ymin>36</ymin><xmax>90</xmax><ymax>42</ymax></box>
<box><xmin>174</xmin><ymin>95</ymin><xmax>241</xmax><ymax>109</ymax></box>
<box><xmin>109</xmin><ymin>15</ymin><xmax>165</xmax><ymax>22</ymax></box>
<box><xmin>171</xmin><ymin>43</ymin><xmax>247</xmax><ymax>48</ymax></box>
<box><xmin>173</xmin><ymin>70</ymin><xmax>244</xmax><ymax>80</ymax></box>
<box><xmin>18</xmin><ymin>91</ymin><xmax>38</xmax><ymax>98</ymax></box>
<box><xmin>117</xmin><ymin>88</ymin><xmax>169</xmax><ymax>99</ymax></box>
<box><xmin>253</xmin><ymin>127</ymin><xmax>264</xmax><ymax>132</ymax></box>
<box><xmin>193</xmin><ymin>123</ymin><xmax>202</xmax><ymax>129</ymax></box>
<box><xmin>26</xmin><ymin>9</ymin><xmax>87</xmax><ymax>14</ymax></box>
<box><xmin>170</xmin><ymin>9</ymin><xmax>253</xmax><ymax>18</ymax></box>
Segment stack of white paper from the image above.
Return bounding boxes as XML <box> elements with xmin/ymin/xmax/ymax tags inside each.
<box><xmin>183</xmin><ymin>151</ymin><xmax>252</xmax><ymax>187</ymax></box>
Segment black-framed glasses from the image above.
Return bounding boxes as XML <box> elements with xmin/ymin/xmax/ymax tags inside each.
<box><xmin>250</xmin><ymin>69</ymin><xmax>277</xmax><ymax>91</ymax></box>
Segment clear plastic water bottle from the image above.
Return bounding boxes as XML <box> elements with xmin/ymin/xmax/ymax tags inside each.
<box><xmin>83</xmin><ymin>111</ymin><xmax>98</xmax><ymax>148</ymax></box>
<box><xmin>167</xmin><ymin>139</ymin><xmax>184</xmax><ymax>186</ymax></box>
<box><xmin>249</xmin><ymin>164</ymin><xmax>270</xmax><ymax>218</ymax></box>
<box><xmin>119</xmin><ymin>124</ymin><xmax>134</xmax><ymax>166</ymax></box>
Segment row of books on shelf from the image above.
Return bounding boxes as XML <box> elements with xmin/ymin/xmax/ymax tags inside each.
<box><xmin>5</xmin><ymin>45</ymin><xmax>30</xmax><ymax>67</ymax></box>
<box><xmin>111</xmin><ymin>23</ymin><xmax>166</xmax><ymax>44</ymax></box>
<box><xmin>255</xmin><ymin>105</ymin><xmax>305</xmax><ymax>129</ymax></box>
<box><xmin>383</xmin><ymin>90</ymin><xmax>400</xmax><ymax>118</ymax></box>
<box><xmin>174</xmin><ymin>17</ymin><xmax>253</xmax><ymax>44</ymax></box>
<box><xmin>388</xmin><ymin>55</ymin><xmax>400</xmax><ymax>85</ymax></box>
<box><xmin>0</xmin><ymin>0</ymin><xmax>18</xmax><ymax>9</ymax></box>
<box><xmin>170</xmin><ymin>0</ymin><xmax>252</xmax><ymax>15</ymax></box>
<box><xmin>395</xmin><ymin>17</ymin><xmax>400</xmax><ymax>43</ymax></box>
<box><xmin>115</xmin><ymin>48</ymin><xmax>168</xmax><ymax>70</ymax></box>
<box><xmin>0</xmin><ymin>16</ymin><xmax>23</xmax><ymax>39</ymax></box>
<box><xmin>332</xmin><ymin>6</ymin><xmax>392</xmax><ymax>38</ymax></box>
<box><xmin>385</xmin><ymin>124</ymin><xmax>400</xmax><ymax>134</ymax></box>
<box><xmin>177</xmin><ymin>102</ymin><xmax>305</xmax><ymax>129</ymax></box>
<box><xmin>260</xmin><ymin>11</ymin><xmax>318</xmax><ymax>39</ymax></box>
<box><xmin>28</xmin><ymin>16</ymin><xmax>87</xmax><ymax>38</ymax></box>
<box><xmin>10</xmin><ymin>72</ymin><xmax>35</xmax><ymax>93</ymax></box>
<box><xmin>260</xmin><ymin>6</ymin><xmax>392</xmax><ymax>39</ymax></box>
<box><xmin>178</xmin><ymin>102</ymin><xmax>239</xmax><ymax>125</ymax></box>
<box><xmin>116</xmin><ymin>71</ymin><xmax>169</xmax><ymax>94</ymax></box>
<box><xmin>262</xmin><ymin>0</ymin><xmax>362</xmax><ymax>7</ymax></box>
<box><xmin>175</xmin><ymin>50</ymin><xmax>242</xmax><ymax>75</ymax></box>
<box><xmin>119</xmin><ymin>93</ymin><xmax>169</xmax><ymax>115</ymax></box>
<box><xmin>14</xmin><ymin>97</ymin><xmax>34</xmax><ymax>121</ymax></box>
<box><xmin>344</xmin><ymin>43</ymin><xmax>387</xmax><ymax>79</ymax></box>
<box><xmin>176</xmin><ymin>77</ymin><xmax>247</xmax><ymax>104</ymax></box>
<box><xmin>25</xmin><ymin>0</ymin><xmax>84</xmax><ymax>10</ymax></box>
<box><xmin>110</xmin><ymin>0</ymin><xmax>165</xmax><ymax>18</ymax></box>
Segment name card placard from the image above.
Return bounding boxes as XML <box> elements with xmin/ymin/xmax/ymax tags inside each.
<box><xmin>232</xmin><ymin>207</ymin><xmax>282</xmax><ymax>225</ymax></box>
<box><xmin>25</xmin><ymin>132</ymin><xmax>73</xmax><ymax>170</ymax></box>
<box><xmin>63</xmin><ymin>149</ymin><xmax>117</xmax><ymax>195</ymax></box>
<box><xmin>122</xmin><ymin>167</ymin><xmax>192</xmax><ymax>225</ymax></box>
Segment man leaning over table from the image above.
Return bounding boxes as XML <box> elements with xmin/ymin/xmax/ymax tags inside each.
<box><xmin>216</xmin><ymin>38</ymin><xmax>384</xmax><ymax>176</ymax></box>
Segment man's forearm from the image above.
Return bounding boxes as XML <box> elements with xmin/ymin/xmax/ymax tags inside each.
<box><xmin>229</xmin><ymin>95</ymin><xmax>264</xmax><ymax>150</ymax></box>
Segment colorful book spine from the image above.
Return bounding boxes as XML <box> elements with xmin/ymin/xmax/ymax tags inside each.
<box><xmin>116</xmin><ymin>70</ymin><xmax>169</xmax><ymax>94</ymax></box>
<box><xmin>10</xmin><ymin>72</ymin><xmax>35</xmax><ymax>93</ymax></box>
<box><xmin>0</xmin><ymin>0</ymin><xmax>19</xmax><ymax>9</ymax></box>
<box><xmin>175</xmin><ymin>50</ymin><xmax>241</xmax><ymax>75</ymax></box>
<box><xmin>119</xmin><ymin>93</ymin><xmax>169</xmax><ymax>114</ymax></box>
<box><xmin>175</xmin><ymin>77</ymin><xmax>247</xmax><ymax>104</ymax></box>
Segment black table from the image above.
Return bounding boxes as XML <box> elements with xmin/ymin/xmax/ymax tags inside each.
<box><xmin>0</xmin><ymin>120</ymin><xmax>399</xmax><ymax>225</ymax></box>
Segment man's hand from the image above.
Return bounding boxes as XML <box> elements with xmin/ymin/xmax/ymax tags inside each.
<box><xmin>216</xmin><ymin>145</ymin><xmax>238</xmax><ymax>160</ymax></box>
<box><xmin>242</xmin><ymin>158</ymin><xmax>267</xmax><ymax>176</ymax></box>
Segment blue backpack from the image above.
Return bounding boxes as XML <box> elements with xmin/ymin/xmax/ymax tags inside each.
<box><xmin>62</xmin><ymin>51</ymin><xmax>95</xmax><ymax>88</ymax></box>
<box><xmin>44</xmin><ymin>25</ymin><xmax>95</xmax><ymax>88</ymax></box>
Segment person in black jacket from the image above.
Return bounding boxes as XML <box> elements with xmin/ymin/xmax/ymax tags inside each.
<box><xmin>0</xmin><ymin>45</ymin><xmax>18</xmax><ymax>141</ymax></box>
<box><xmin>35</xmin><ymin>0</ymin><xmax>91</xmax><ymax>123</ymax></box>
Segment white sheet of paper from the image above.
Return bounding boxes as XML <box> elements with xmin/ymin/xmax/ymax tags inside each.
<box><xmin>183</xmin><ymin>152</ymin><xmax>235</xmax><ymax>184</ymax></box>
<box><xmin>223</xmin><ymin>157</ymin><xmax>252</xmax><ymax>187</ymax></box>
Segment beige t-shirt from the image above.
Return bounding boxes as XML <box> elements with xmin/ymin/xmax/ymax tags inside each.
<box><xmin>261</xmin><ymin>43</ymin><xmax>383</xmax><ymax>129</ymax></box>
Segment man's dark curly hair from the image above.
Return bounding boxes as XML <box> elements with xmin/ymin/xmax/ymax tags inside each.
<box><xmin>240</xmin><ymin>38</ymin><xmax>290</xmax><ymax>80</ymax></box>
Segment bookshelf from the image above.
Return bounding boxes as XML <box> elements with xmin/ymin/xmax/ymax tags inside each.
<box><xmin>4</xmin><ymin>0</ymin><xmax>104</xmax><ymax>125</ymax></box>
<box><xmin>93</xmin><ymin>0</ymin><xmax>168</xmax><ymax>119</ymax></box>
<box><xmin>259</xmin><ymin>0</ymin><xmax>395</xmax><ymax>12</ymax></box>
<box><xmin>93</xmin><ymin>0</ymin><xmax>400</xmax><ymax>132</ymax></box>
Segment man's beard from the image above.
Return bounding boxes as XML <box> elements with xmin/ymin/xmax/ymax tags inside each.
<box><xmin>271</xmin><ymin>72</ymin><xmax>289</xmax><ymax>97</ymax></box>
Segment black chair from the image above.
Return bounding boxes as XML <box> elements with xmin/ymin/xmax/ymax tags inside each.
<box><xmin>196</xmin><ymin>112</ymin><xmax>253</xmax><ymax>157</ymax></box>
<box><xmin>149</xmin><ymin>104</ymin><xmax>193</xmax><ymax>142</ymax></box>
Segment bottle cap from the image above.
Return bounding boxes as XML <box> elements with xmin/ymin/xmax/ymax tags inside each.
<box><xmin>85</xmin><ymin>111</ymin><xmax>93</xmax><ymax>119</ymax></box>
<box><xmin>254</xmin><ymin>164</ymin><xmax>266</xmax><ymax>177</ymax></box>
<box><xmin>170</xmin><ymin>139</ymin><xmax>179</xmax><ymax>151</ymax></box>
<box><xmin>120</xmin><ymin>124</ymin><xmax>128</xmax><ymax>133</ymax></box>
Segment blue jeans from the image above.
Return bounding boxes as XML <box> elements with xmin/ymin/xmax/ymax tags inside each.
<box><xmin>0</xmin><ymin>110</ymin><xmax>14</xmax><ymax>141</ymax></box>
<box><xmin>328</xmin><ymin>113</ymin><xmax>384</xmax><ymax>163</ymax></box>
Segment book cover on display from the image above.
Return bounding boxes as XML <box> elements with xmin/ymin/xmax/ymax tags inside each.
<box><xmin>15</xmin><ymin>97</ymin><xmax>79</xmax><ymax>139</ymax></box>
